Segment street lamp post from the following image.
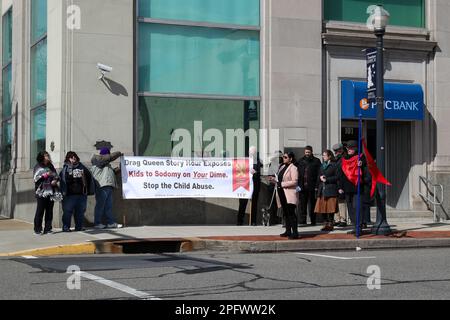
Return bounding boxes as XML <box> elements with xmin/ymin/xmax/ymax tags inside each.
<box><xmin>368</xmin><ymin>5</ymin><xmax>391</xmax><ymax>235</ymax></box>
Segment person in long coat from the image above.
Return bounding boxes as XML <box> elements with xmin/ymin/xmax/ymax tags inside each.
<box><xmin>270</xmin><ymin>152</ymin><xmax>299</xmax><ymax>239</ymax></box>
<box><xmin>314</xmin><ymin>150</ymin><xmax>339</xmax><ymax>231</ymax></box>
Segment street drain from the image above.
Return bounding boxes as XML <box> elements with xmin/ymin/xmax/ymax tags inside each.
<box><xmin>106</xmin><ymin>239</ymin><xmax>193</xmax><ymax>254</ymax></box>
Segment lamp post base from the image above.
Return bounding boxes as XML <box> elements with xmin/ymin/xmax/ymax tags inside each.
<box><xmin>371</xmin><ymin>220</ymin><xmax>391</xmax><ymax>235</ymax></box>
<box><xmin>371</xmin><ymin>187</ymin><xmax>391</xmax><ymax>235</ymax></box>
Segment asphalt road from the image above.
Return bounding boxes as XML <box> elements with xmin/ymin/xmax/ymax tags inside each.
<box><xmin>1</xmin><ymin>248</ymin><xmax>450</xmax><ymax>300</ymax></box>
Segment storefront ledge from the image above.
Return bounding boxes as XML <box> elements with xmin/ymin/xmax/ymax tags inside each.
<box><xmin>322</xmin><ymin>21</ymin><xmax>436</xmax><ymax>52</ymax></box>
<box><xmin>322</xmin><ymin>32</ymin><xmax>437</xmax><ymax>52</ymax></box>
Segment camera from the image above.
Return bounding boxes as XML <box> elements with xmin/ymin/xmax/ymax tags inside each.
<box><xmin>97</xmin><ymin>63</ymin><xmax>113</xmax><ymax>80</ymax></box>
<box><xmin>97</xmin><ymin>63</ymin><xmax>112</xmax><ymax>73</ymax></box>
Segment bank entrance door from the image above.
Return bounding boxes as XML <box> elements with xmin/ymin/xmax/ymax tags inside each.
<box><xmin>341</xmin><ymin>121</ymin><xmax>411</xmax><ymax>209</ymax></box>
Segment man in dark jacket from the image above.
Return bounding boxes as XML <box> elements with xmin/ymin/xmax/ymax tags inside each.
<box><xmin>298</xmin><ymin>146</ymin><xmax>321</xmax><ymax>225</ymax></box>
<box><xmin>337</xmin><ymin>140</ymin><xmax>372</xmax><ymax>233</ymax></box>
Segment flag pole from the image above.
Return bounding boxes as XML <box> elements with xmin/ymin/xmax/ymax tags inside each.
<box><xmin>356</xmin><ymin>114</ymin><xmax>362</xmax><ymax>239</ymax></box>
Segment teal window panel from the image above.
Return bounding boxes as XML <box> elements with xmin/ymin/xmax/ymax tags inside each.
<box><xmin>139</xmin><ymin>23</ymin><xmax>260</xmax><ymax>97</ymax></box>
<box><xmin>31</xmin><ymin>39</ymin><xmax>47</xmax><ymax>107</ymax></box>
<box><xmin>138</xmin><ymin>97</ymin><xmax>260</xmax><ymax>157</ymax></box>
<box><xmin>1</xmin><ymin>120</ymin><xmax>12</xmax><ymax>172</ymax></box>
<box><xmin>2</xmin><ymin>9</ymin><xmax>12</xmax><ymax>65</ymax></box>
<box><xmin>139</xmin><ymin>0</ymin><xmax>260</xmax><ymax>26</ymax></box>
<box><xmin>31</xmin><ymin>106</ymin><xmax>46</xmax><ymax>162</ymax></box>
<box><xmin>31</xmin><ymin>0</ymin><xmax>47</xmax><ymax>44</ymax></box>
<box><xmin>2</xmin><ymin>64</ymin><xmax>12</xmax><ymax>118</ymax></box>
<box><xmin>324</xmin><ymin>0</ymin><xmax>425</xmax><ymax>28</ymax></box>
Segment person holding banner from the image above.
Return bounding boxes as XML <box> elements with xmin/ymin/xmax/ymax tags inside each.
<box><xmin>270</xmin><ymin>152</ymin><xmax>299</xmax><ymax>239</ymax></box>
<box><xmin>237</xmin><ymin>146</ymin><xmax>262</xmax><ymax>226</ymax></box>
<box><xmin>91</xmin><ymin>147</ymin><xmax>124</xmax><ymax>229</ymax></box>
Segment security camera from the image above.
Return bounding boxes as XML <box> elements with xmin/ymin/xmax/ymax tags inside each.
<box><xmin>97</xmin><ymin>63</ymin><xmax>113</xmax><ymax>80</ymax></box>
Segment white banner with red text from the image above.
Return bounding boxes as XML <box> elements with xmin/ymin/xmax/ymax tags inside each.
<box><xmin>121</xmin><ymin>157</ymin><xmax>253</xmax><ymax>199</ymax></box>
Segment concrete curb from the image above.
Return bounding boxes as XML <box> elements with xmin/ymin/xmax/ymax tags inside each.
<box><xmin>3</xmin><ymin>237</ymin><xmax>450</xmax><ymax>257</ymax></box>
<box><xmin>0</xmin><ymin>243</ymin><xmax>96</xmax><ymax>257</ymax></box>
<box><xmin>191</xmin><ymin>238</ymin><xmax>450</xmax><ymax>253</ymax></box>
<box><xmin>0</xmin><ymin>238</ymin><xmax>195</xmax><ymax>257</ymax></box>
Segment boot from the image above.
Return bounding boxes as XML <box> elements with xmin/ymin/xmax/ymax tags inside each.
<box><xmin>287</xmin><ymin>214</ymin><xmax>299</xmax><ymax>239</ymax></box>
<box><xmin>281</xmin><ymin>214</ymin><xmax>293</xmax><ymax>237</ymax></box>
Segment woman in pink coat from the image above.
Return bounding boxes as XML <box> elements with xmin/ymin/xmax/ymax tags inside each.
<box><xmin>270</xmin><ymin>152</ymin><xmax>299</xmax><ymax>239</ymax></box>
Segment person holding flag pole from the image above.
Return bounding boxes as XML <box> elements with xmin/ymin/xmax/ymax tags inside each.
<box><xmin>338</xmin><ymin>117</ymin><xmax>391</xmax><ymax>237</ymax></box>
<box><xmin>338</xmin><ymin>129</ymin><xmax>371</xmax><ymax>236</ymax></box>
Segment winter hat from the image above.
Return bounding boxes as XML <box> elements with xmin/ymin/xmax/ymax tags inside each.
<box><xmin>100</xmin><ymin>147</ymin><xmax>111</xmax><ymax>155</ymax></box>
<box><xmin>346</xmin><ymin>140</ymin><xmax>358</xmax><ymax>149</ymax></box>
<box><xmin>332</xmin><ymin>143</ymin><xmax>344</xmax><ymax>152</ymax></box>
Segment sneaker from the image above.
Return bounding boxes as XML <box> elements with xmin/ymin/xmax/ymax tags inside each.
<box><xmin>106</xmin><ymin>223</ymin><xmax>123</xmax><ymax>229</ymax></box>
<box><xmin>62</xmin><ymin>227</ymin><xmax>71</xmax><ymax>232</ymax></box>
<box><xmin>43</xmin><ymin>230</ymin><xmax>53</xmax><ymax>235</ymax></box>
<box><xmin>34</xmin><ymin>231</ymin><xmax>42</xmax><ymax>235</ymax></box>
<box><xmin>94</xmin><ymin>224</ymin><xmax>106</xmax><ymax>229</ymax></box>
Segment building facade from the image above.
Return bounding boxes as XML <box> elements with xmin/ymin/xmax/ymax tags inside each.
<box><xmin>0</xmin><ymin>0</ymin><xmax>448</xmax><ymax>226</ymax></box>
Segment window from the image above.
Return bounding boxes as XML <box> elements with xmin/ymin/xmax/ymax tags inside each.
<box><xmin>1</xmin><ymin>9</ymin><xmax>12</xmax><ymax>172</ymax></box>
<box><xmin>138</xmin><ymin>97</ymin><xmax>260</xmax><ymax>157</ymax></box>
<box><xmin>31</xmin><ymin>38</ymin><xmax>47</xmax><ymax>107</ymax></box>
<box><xmin>139</xmin><ymin>0</ymin><xmax>260</xmax><ymax>26</ymax></box>
<box><xmin>138</xmin><ymin>23</ymin><xmax>259</xmax><ymax>97</ymax></box>
<box><xmin>137</xmin><ymin>0</ymin><xmax>261</xmax><ymax>157</ymax></box>
<box><xmin>323</xmin><ymin>0</ymin><xmax>425</xmax><ymax>28</ymax></box>
<box><xmin>30</xmin><ymin>0</ymin><xmax>47</xmax><ymax>165</ymax></box>
<box><xmin>31</xmin><ymin>106</ymin><xmax>46</xmax><ymax>160</ymax></box>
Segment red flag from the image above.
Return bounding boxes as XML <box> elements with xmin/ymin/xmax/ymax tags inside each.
<box><xmin>362</xmin><ymin>139</ymin><xmax>391</xmax><ymax>197</ymax></box>
<box><xmin>341</xmin><ymin>155</ymin><xmax>359</xmax><ymax>186</ymax></box>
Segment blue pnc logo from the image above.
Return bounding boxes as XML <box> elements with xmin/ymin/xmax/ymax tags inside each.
<box><xmin>342</xmin><ymin>80</ymin><xmax>424</xmax><ymax>121</ymax></box>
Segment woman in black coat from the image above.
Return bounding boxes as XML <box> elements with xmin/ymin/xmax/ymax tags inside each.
<box><xmin>314</xmin><ymin>150</ymin><xmax>339</xmax><ymax>231</ymax></box>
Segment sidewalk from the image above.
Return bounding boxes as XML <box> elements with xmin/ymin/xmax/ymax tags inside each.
<box><xmin>1</xmin><ymin>216</ymin><xmax>450</xmax><ymax>256</ymax></box>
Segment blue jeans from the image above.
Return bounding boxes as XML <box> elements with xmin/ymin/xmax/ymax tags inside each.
<box><xmin>94</xmin><ymin>186</ymin><xmax>115</xmax><ymax>225</ymax></box>
<box><xmin>62</xmin><ymin>195</ymin><xmax>87</xmax><ymax>230</ymax></box>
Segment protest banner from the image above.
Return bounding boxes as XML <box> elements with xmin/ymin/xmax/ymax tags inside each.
<box><xmin>121</xmin><ymin>157</ymin><xmax>254</xmax><ymax>199</ymax></box>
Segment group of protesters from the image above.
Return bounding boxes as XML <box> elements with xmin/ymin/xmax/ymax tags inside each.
<box><xmin>240</xmin><ymin>142</ymin><xmax>373</xmax><ymax>239</ymax></box>
<box><xmin>32</xmin><ymin>147</ymin><xmax>124</xmax><ymax>235</ymax></box>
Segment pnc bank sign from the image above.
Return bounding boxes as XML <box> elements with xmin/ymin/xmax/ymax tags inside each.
<box><xmin>342</xmin><ymin>80</ymin><xmax>424</xmax><ymax>121</ymax></box>
<box><xmin>359</xmin><ymin>98</ymin><xmax>420</xmax><ymax>112</ymax></box>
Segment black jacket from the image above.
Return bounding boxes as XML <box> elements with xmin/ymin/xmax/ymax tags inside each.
<box><xmin>297</xmin><ymin>155</ymin><xmax>321</xmax><ymax>191</ymax></box>
<box><xmin>316</xmin><ymin>161</ymin><xmax>338</xmax><ymax>198</ymax></box>
<box><xmin>59</xmin><ymin>162</ymin><xmax>95</xmax><ymax>196</ymax></box>
<box><xmin>337</xmin><ymin>154</ymin><xmax>371</xmax><ymax>194</ymax></box>
<box><xmin>252</xmin><ymin>156</ymin><xmax>262</xmax><ymax>191</ymax></box>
